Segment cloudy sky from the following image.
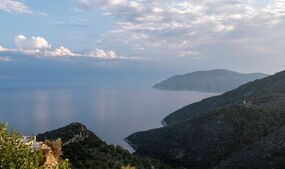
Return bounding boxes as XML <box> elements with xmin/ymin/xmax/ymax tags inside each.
<box><xmin>1</xmin><ymin>0</ymin><xmax>285</xmax><ymax>86</ymax></box>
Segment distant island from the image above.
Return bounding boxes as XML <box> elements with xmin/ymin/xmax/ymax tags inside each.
<box><xmin>153</xmin><ymin>69</ymin><xmax>268</xmax><ymax>93</ymax></box>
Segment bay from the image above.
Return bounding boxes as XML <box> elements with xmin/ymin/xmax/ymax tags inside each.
<box><xmin>0</xmin><ymin>86</ymin><xmax>217</xmax><ymax>150</ymax></box>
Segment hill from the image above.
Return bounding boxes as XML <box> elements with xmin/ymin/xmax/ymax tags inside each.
<box><xmin>153</xmin><ymin>69</ymin><xmax>267</xmax><ymax>93</ymax></box>
<box><xmin>37</xmin><ymin>122</ymin><xmax>174</xmax><ymax>169</ymax></box>
<box><xmin>127</xmin><ymin>70</ymin><xmax>285</xmax><ymax>169</ymax></box>
<box><xmin>127</xmin><ymin>106</ymin><xmax>285</xmax><ymax>168</ymax></box>
<box><xmin>163</xmin><ymin>70</ymin><xmax>285</xmax><ymax>125</ymax></box>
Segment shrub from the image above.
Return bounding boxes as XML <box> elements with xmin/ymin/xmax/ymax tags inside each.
<box><xmin>0</xmin><ymin>123</ymin><xmax>70</xmax><ymax>169</ymax></box>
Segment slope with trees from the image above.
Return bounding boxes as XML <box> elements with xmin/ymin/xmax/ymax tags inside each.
<box><xmin>37</xmin><ymin>122</ymin><xmax>174</xmax><ymax>169</ymax></box>
<box><xmin>127</xmin><ymin>70</ymin><xmax>285</xmax><ymax>169</ymax></box>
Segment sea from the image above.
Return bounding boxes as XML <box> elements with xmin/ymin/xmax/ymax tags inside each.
<box><xmin>0</xmin><ymin>85</ymin><xmax>217</xmax><ymax>150</ymax></box>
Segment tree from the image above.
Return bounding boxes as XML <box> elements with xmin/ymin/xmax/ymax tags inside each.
<box><xmin>0</xmin><ymin>123</ymin><xmax>70</xmax><ymax>169</ymax></box>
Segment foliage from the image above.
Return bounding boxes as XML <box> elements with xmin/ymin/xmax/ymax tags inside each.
<box><xmin>127</xmin><ymin>106</ymin><xmax>285</xmax><ymax>168</ymax></box>
<box><xmin>57</xmin><ymin>159</ymin><xmax>70</xmax><ymax>169</ymax></box>
<box><xmin>121</xmin><ymin>165</ymin><xmax>136</xmax><ymax>169</ymax></box>
<box><xmin>0</xmin><ymin>123</ymin><xmax>70</xmax><ymax>169</ymax></box>
<box><xmin>62</xmin><ymin>137</ymin><xmax>171</xmax><ymax>169</ymax></box>
<box><xmin>0</xmin><ymin>123</ymin><xmax>42</xmax><ymax>169</ymax></box>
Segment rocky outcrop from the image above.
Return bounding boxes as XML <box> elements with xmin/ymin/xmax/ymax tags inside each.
<box><xmin>37</xmin><ymin>122</ymin><xmax>92</xmax><ymax>145</ymax></box>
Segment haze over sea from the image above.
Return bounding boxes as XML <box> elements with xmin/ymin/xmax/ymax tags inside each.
<box><xmin>0</xmin><ymin>84</ymin><xmax>217</xmax><ymax>150</ymax></box>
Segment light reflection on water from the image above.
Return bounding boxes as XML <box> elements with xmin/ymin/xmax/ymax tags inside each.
<box><xmin>0</xmin><ymin>86</ymin><xmax>218</xmax><ymax>150</ymax></box>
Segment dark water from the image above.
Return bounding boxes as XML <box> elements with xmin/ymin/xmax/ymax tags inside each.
<box><xmin>0</xmin><ymin>86</ymin><xmax>217</xmax><ymax>150</ymax></box>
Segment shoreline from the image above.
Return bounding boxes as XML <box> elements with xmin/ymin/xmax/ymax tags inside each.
<box><xmin>161</xmin><ymin>119</ymin><xmax>168</xmax><ymax>127</ymax></box>
<box><xmin>124</xmin><ymin>137</ymin><xmax>137</xmax><ymax>152</ymax></box>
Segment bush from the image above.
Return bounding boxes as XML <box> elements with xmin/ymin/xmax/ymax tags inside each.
<box><xmin>0</xmin><ymin>123</ymin><xmax>70</xmax><ymax>169</ymax></box>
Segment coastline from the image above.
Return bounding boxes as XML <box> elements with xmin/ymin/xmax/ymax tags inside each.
<box><xmin>124</xmin><ymin>137</ymin><xmax>137</xmax><ymax>151</ymax></box>
<box><xmin>161</xmin><ymin>119</ymin><xmax>168</xmax><ymax>127</ymax></box>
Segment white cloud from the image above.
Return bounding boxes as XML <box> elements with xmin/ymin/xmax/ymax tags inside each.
<box><xmin>0</xmin><ymin>56</ymin><xmax>11</xmax><ymax>62</ymax></box>
<box><xmin>15</xmin><ymin>35</ymin><xmax>51</xmax><ymax>50</ymax></box>
<box><xmin>0</xmin><ymin>0</ymin><xmax>31</xmax><ymax>13</ymax></box>
<box><xmin>84</xmin><ymin>48</ymin><xmax>141</xmax><ymax>60</ymax></box>
<box><xmin>16</xmin><ymin>47</ymin><xmax>77</xmax><ymax>58</ymax></box>
<box><xmin>43</xmin><ymin>47</ymin><xmax>77</xmax><ymax>57</ymax></box>
<box><xmin>214</xmin><ymin>25</ymin><xmax>235</xmax><ymax>32</ymax></box>
<box><xmin>75</xmin><ymin>0</ymin><xmax>285</xmax><ymax>62</ymax></box>
<box><xmin>2</xmin><ymin>35</ymin><xmax>134</xmax><ymax>59</ymax></box>
<box><xmin>77</xmin><ymin>0</ymin><xmax>126</xmax><ymax>9</ymax></box>
<box><xmin>264</xmin><ymin>0</ymin><xmax>285</xmax><ymax>17</ymax></box>
<box><xmin>86</xmin><ymin>49</ymin><xmax>118</xmax><ymax>59</ymax></box>
<box><xmin>179</xmin><ymin>50</ymin><xmax>202</xmax><ymax>58</ymax></box>
<box><xmin>0</xmin><ymin>45</ymin><xmax>8</xmax><ymax>52</ymax></box>
<box><xmin>9</xmin><ymin>47</ymin><xmax>77</xmax><ymax>58</ymax></box>
<box><xmin>11</xmin><ymin>35</ymin><xmax>75</xmax><ymax>57</ymax></box>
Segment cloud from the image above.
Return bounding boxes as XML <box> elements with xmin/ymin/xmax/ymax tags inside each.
<box><xmin>77</xmin><ymin>0</ymin><xmax>126</xmax><ymax>9</ymax></box>
<box><xmin>214</xmin><ymin>25</ymin><xmax>235</xmax><ymax>32</ymax></box>
<box><xmin>15</xmin><ymin>35</ymin><xmax>51</xmax><ymax>50</ymax></box>
<box><xmin>264</xmin><ymin>0</ymin><xmax>285</xmax><ymax>17</ymax></box>
<box><xmin>84</xmin><ymin>48</ymin><xmax>139</xmax><ymax>59</ymax></box>
<box><xmin>74</xmin><ymin>0</ymin><xmax>285</xmax><ymax>62</ymax></box>
<box><xmin>12</xmin><ymin>35</ymin><xmax>75</xmax><ymax>57</ymax></box>
<box><xmin>0</xmin><ymin>56</ymin><xmax>11</xmax><ymax>62</ymax></box>
<box><xmin>83</xmin><ymin>48</ymin><xmax>140</xmax><ymax>60</ymax></box>
<box><xmin>86</xmin><ymin>49</ymin><xmax>118</xmax><ymax>59</ymax></box>
<box><xmin>0</xmin><ymin>45</ymin><xmax>8</xmax><ymax>52</ymax></box>
<box><xmin>0</xmin><ymin>0</ymin><xmax>32</xmax><ymax>13</ymax></box>
<box><xmin>179</xmin><ymin>50</ymin><xmax>202</xmax><ymax>58</ymax></box>
<box><xmin>13</xmin><ymin>47</ymin><xmax>77</xmax><ymax>58</ymax></box>
<box><xmin>0</xmin><ymin>35</ymin><xmax>137</xmax><ymax>60</ymax></box>
<box><xmin>43</xmin><ymin>47</ymin><xmax>77</xmax><ymax>57</ymax></box>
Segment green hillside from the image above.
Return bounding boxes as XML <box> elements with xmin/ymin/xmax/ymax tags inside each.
<box><xmin>37</xmin><ymin>123</ymin><xmax>174</xmax><ymax>169</ymax></box>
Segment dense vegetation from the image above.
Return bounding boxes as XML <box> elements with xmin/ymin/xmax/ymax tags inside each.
<box><xmin>0</xmin><ymin>123</ymin><xmax>70</xmax><ymax>169</ymax></box>
<box><xmin>127</xmin><ymin>70</ymin><xmax>285</xmax><ymax>169</ymax></box>
<box><xmin>153</xmin><ymin>69</ymin><xmax>267</xmax><ymax>93</ymax></box>
<box><xmin>216</xmin><ymin>125</ymin><xmax>285</xmax><ymax>169</ymax></box>
<box><xmin>37</xmin><ymin>123</ymin><xmax>174</xmax><ymax>169</ymax></box>
<box><xmin>128</xmin><ymin>106</ymin><xmax>285</xmax><ymax>168</ymax></box>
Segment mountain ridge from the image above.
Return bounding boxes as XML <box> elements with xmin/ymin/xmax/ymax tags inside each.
<box><xmin>127</xmin><ymin>69</ymin><xmax>285</xmax><ymax>169</ymax></box>
<box><xmin>153</xmin><ymin>69</ymin><xmax>268</xmax><ymax>93</ymax></box>
<box><xmin>163</xmin><ymin>70</ymin><xmax>285</xmax><ymax>125</ymax></box>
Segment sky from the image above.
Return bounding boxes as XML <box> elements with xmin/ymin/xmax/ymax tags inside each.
<box><xmin>1</xmin><ymin>0</ymin><xmax>285</xmax><ymax>87</ymax></box>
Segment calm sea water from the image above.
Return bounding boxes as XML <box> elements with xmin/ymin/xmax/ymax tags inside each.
<box><xmin>0</xmin><ymin>86</ymin><xmax>217</xmax><ymax>150</ymax></box>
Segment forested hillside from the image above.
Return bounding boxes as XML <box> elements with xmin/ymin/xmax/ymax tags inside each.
<box><xmin>37</xmin><ymin>123</ymin><xmax>174</xmax><ymax>169</ymax></box>
<box><xmin>127</xmin><ymin>70</ymin><xmax>285</xmax><ymax>169</ymax></box>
